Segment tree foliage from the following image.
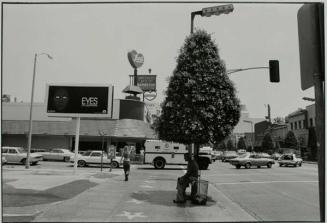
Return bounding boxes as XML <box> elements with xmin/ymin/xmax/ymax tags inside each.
<box><xmin>237</xmin><ymin>137</ymin><xmax>247</xmax><ymax>150</ymax></box>
<box><xmin>227</xmin><ymin>139</ymin><xmax>235</xmax><ymax>151</ymax></box>
<box><xmin>155</xmin><ymin>30</ymin><xmax>241</xmax><ymax>145</ymax></box>
<box><xmin>273</xmin><ymin>117</ymin><xmax>284</xmax><ymax>124</ymax></box>
<box><xmin>217</xmin><ymin>142</ymin><xmax>226</xmax><ymax>151</ymax></box>
<box><xmin>284</xmin><ymin>131</ymin><xmax>298</xmax><ymax>149</ymax></box>
<box><xmin>261</xmin><ymin>133</ymin><xmax>274</xmax><ymax>152</ymax></box>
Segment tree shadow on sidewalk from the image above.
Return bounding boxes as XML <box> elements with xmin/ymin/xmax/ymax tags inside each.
<box><xmin>130</xmin><ymin>190</ymin><xmax>216</xmax><ymax>208</ymax></box>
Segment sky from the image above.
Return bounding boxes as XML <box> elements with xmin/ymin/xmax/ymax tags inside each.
<box><xmin>2</xmin><ymin>1</ymin><xmax>317</xmax><ymax>120</ymax></box>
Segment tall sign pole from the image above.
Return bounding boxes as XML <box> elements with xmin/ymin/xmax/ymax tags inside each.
<box><xmin>298</xmin><ymin>4</ymin><xmax>324</xmax><ymax>221</ymax></box>
<box><xmin>73</xmin><ymin>117</ymin><xmax>80</xmax><ymax>175</ymax></box>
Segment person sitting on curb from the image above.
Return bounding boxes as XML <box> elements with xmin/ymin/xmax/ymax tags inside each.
<box><xmin>173</xmin><ymin>153</ymin><xmax>199</xmax><ymax>204</ymax></box>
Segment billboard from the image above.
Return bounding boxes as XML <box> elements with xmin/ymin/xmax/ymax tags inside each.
<box><xmin>129</xmin><ymin>75</ymin><xmax>156</xmax><ymax>91</ymax></box>
<box><xmin>45</xmin><ymin>84</ymin><xmax>114</xmax><ymax>118</ymax></box>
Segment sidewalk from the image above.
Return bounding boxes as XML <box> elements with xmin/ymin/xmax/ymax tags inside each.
<box><xmin>3</xmin><ymin>166</ymin><xmax>257</xmax><ymax>222</ymax></box>
<box><xmin>2</xmin><ymin>167</ymin><xmax>123</xmax><ymax>222</ymax></box>
<box><xmin>33</xmin><ymin>170</ymin><xmax>255</xmax><ymax>222</ymax></box>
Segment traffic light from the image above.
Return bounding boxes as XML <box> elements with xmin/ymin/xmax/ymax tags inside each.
<box><xmin>269</xmin><ymin>60</ymin><xmax>280</xmax><ymax>82</ymax></box>
<box><xmin>202</xmin><ymin>4</ymin><xmax>234</xmax><ymax>17</ymax></box>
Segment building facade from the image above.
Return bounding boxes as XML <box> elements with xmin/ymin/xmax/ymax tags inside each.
<box><xmin>2</xmin><ymin>99</ymin><xmax>157</xmax><ymax>154</ymax></box>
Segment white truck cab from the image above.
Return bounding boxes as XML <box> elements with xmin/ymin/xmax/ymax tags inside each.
<box><xmin>144</xmin><ymin>140</ymin><xmax>212</xmax><ymax>170</ymax></box>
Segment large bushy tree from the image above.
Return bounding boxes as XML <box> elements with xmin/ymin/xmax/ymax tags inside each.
<box><xmin>284</xmin><ymin>131</ymin><xmax>298</xmax><ymax>149</ymax></box>
<box><xmin>155</xmin><ymin>30</ymin><xmax>241</xmax><ymax>147</ymax></box>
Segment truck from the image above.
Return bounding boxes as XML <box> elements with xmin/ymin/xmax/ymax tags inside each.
<box><xmin>144</xmin><ymin>140</ymin><xmax>212</xmax><ymax>170</ymax></box>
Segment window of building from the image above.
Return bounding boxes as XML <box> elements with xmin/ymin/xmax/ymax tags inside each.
<box><xmin>299</xmin><ymin>121</ymin><xmax>302</xmax><ymax>129</ymax></box>
<box><xmin>310</xmin><ymin>118</ymin><xmax>313</xmax><ymax>127</ymax></box>
<box><xmin>294</xmin><ymin>122</ymin><xmax>297</xmax><ymax>129</ymax></box>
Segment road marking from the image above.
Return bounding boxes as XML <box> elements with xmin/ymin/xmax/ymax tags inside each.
<box><xmin>215</xmin><ymin>180</ymin><xmax>318</xmax><ymax>185</ymax></box>
<box><xmin>116</xmin><ymin>211</ymin><xmax>147</xmax><ymax>220</ymax></box>
<box><xmin>144</xmin><ymin>180</ymin><xmax>155</xmax><ymax>184</ymax></box>
<box><xmin>134</xmin><ymin>190</ymin><xmax>150</xmax><ymax>195</ymax></box>
<box><xmin>126</xmin><ymin>199</ymin><xmax>144</xmax><ymax>204</ymax></box>
<box><xmin>140</xmin><ymin>185</ymin><xmax>153</xmax><ymax>188</ymax></box>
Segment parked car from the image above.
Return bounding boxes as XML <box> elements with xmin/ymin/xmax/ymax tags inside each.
<box><xmin>278</xmin><ymin>154</ymin><xmax>303</xmax><ymax>167</ymax></box>
<box><xmin>271</xmin><ymin>152</ymin><xmax>282</xmax><ymax>160</ymax></box>
<box><xmin>1</xmin><ymin>146</ymin><xmax>43</xmax><ymax>165</ymax></box>
<box><xmin>229</xmin><ymin>153</ymin><xmax>275</xmax><ymax>169</ymax></box>
<box><xmin>221</xmin><ymin>151</ymin><xmax>238</xmax><ymax>162</ymax></box>
<box><xmin>211</xmin><ymin>151</ymin><xmax>223</xmax><ymax>161</ymax></box>
<box><xmin>2</xmin><ymin>156</ymin><xmax>7</xmax><ymax>165</ymax></box>
<box><xmin>31</xmin><ymin>148</ymin><xmax>47</xmax><ymax>153</ymax></box>
<box><xmin>256</xmin><ymin>153</ymin><xmax>271</xmax><ymax>159</ymax></box>
<box><xmin>70</xmin><ymin>150</ymin><xmax>122</xmax><ymax>168</ymax></box>
<box><xmin>39</xmin><ymin>148</ymin><xmax>74</xmax><ymax>162</ymax></box>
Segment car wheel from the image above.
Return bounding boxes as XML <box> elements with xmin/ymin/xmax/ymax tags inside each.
<box><xmin>31</xmin><ymin>161</ymin><xmax>38</xmax><ymax>166</ymax></box>
<box><xmin>245</xmin><ymin>163</ymin><xmax>251</xmax><ymax>169</ymax></box>
<box><xmin>63</xmin><ymin>157</ymin><xmax>70</xmax><ymax>162</ymax></box>
<box><xmin>279</xmin><ymin>163</ymin><xmax>283</xmax><ymax>167</ymax></box>
<box><xmin>294</xmin><ymin>163</ymin><xmax>298</xmax><ymax>167</ymax></box>
<box><xmin>154</xmin><ymin>158</ymin><xmax>165</xmax><ymax>169</ymax></box>
<box><xmin>267</xmin><ymin>162</ymin><xmax>272</xmax><ymax>168</ymax></box>
<box><xmin>77</xmin><ymin>160</ymin><xmax>86</xmax><ymax>167</ymax></box>
<box><xmin>299</xmin><ymin>162</ymin><xmax>302</xmax><ymax>167</ymax></box>
<box><xmin>236</xmin><ymin>164</ymin><xmax>241</xmax><ymax>169</ymax></box>
<box><xmin>21</xmin><ymin>158</ymin><xmax>26</xmax><ymax>165</ymax></box>
<box><xmin>111</xmin><ymin>161</ymin><xmax>119</xmax><ymax>168</ymax></box>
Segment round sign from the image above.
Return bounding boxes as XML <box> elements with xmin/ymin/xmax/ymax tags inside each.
<box><xmin>127</xmin><ymin>50</ymin><xmax>144</xmax><ymax>69</ymax></box>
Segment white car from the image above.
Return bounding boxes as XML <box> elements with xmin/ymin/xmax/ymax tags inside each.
<box><xmin>278</xmin><ymin>153</ymin><xmax>303</xmax><ymax>167</ymax></box>
<box><xmin>70</xmin><ymin>150</ymin><xmax>122</xmax><ymax>168</ymax></box>
<box><xmin>1</xmin><ymin>146</ymin><xmax>43</xmax><ymax>165</ymax></box>
<box><xmin>40</xmin><ymin>148</ymin><xmax>74</xmax><ymax>162</ymax></box>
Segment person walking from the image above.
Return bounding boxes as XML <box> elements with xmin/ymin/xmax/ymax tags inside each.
<box><xmin>120</xmin><ymin>146</ymin><xmax>131</xmax><ymax>181</ymax></box>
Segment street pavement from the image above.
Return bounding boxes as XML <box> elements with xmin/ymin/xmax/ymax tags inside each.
<box><xmin>1</xmin><ymin>161</ymin><xmax>321</xmax><ymax>222</ymax></box>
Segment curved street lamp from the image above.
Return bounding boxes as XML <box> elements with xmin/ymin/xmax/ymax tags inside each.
<box><xmin>26</xmin><ymin>52</ymin><xmax>53</xmax><ymax>169</ymax></box>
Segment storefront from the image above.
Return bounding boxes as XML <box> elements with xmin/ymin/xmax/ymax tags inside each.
<box><xmin>2</xmin><ymin>99</ymin><xmax>157</xmax><ymax>154</ymax></box>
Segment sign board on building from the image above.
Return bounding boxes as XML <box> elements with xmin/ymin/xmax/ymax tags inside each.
<box><xmin>45</xmin><ymin>84</ymin><xmax>114</xmax><ymax>118</ymax></box>
<box><xmin>129</xmin><ymin>75</ymin><xmax>157</xmax><ymax>92</ymax></box>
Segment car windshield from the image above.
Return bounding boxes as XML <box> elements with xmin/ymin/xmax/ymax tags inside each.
<box><xmin>238</xmin><ymin>153</ymin><xmax>249</xmax><ymax>158</ymax></box>
<box><xmin>17</xmin><ymin>148</ymin><xmax>26</xmax><ymax>153</ymax></box>
<box><xmin>82</xmin><ymin>151</ymin><xmax>92</xmax><ymax>156</ymax></box>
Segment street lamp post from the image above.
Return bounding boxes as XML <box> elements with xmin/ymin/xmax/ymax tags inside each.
<box><xmin>190</xmin><ymin>4</ymin><xmax>234</xmax><ymax>34</ymax></box>
<box><xmin>26</xmin><ymin>52</ymin><xmax>53</xmax><ymax>169</ymax></box>
<box><xmin>244</xmin><ymin>120</ymin><xmax>254</xmax><ymax>152</ymax></box>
